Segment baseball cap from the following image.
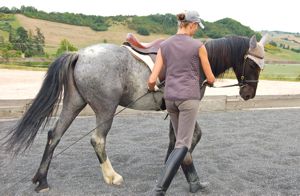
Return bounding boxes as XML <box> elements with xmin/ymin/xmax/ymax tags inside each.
<box><xmin>184</xmin><ymin>10</ymin><xmax>205</xmax><ymax>29</ymax></box>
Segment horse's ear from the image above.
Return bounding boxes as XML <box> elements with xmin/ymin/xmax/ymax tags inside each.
<box><xmin>259</xmin><ymin>34</ymin><xmax>269</xmax><ymax>46</ymax></box>
<box><xmin>249</xmin><ymin>35</ymin><xmax>257</xmax><ymax>49</ymax></box>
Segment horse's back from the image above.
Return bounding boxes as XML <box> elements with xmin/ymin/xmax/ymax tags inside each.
<box><xmin>74</xmin><ymin>44</ymin><xmax>128</xmax><ymax>104</ymax></box>
<box><xmin>72</xmin><ymin>43</ymin><xmax>162</xmax><ymax>111</ymax></box>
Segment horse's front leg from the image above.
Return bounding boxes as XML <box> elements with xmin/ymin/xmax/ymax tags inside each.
<box><xmin>90</xmin><ymin>115</ymin><xmax>123</xmax><ymax>186</ymax></box>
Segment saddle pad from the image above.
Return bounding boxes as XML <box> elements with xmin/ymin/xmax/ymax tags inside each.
<box><xmin>121</xmin><ymin>45</ymin><xmax>154</xmax><ymax>71</ymax></box>
<box><xmin>121</xmin><ymin>45</ymin><xmax>160</xmax><ymax>90</ymax></box>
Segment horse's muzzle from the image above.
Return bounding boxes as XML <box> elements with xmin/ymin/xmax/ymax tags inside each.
<box><xmin>239</xmin><ymin>85</ymin><xmax>256</xmax><ymax>100</ymax></box>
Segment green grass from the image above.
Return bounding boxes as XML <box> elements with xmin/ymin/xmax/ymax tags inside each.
<box><xmin>266</xmin><ymin>49</ymin><xmax>300</xmax><ymax>62</ymax></box>
<box><xmin>260</xmin><ymin>64</ymin><xmax>300</xmax><ymax>81</ymax></box>
<box><xmin>223</xmin><ymin>64</ymin><xmax>300</xmax><ymax>81</ymax></box>
<box><xmin>0</xmin><ymin>14</ymin><xmax>21</xmax><ymax>42</ymax></box>
<box><xmin>10</xmin><ymin>15</ymin><xmax>21</xmax><ymax>29</ymax></box>
<box><xmin>0</xmin><ymin>30</ymin><xmax>9</xmax><ymax>41</ymax></box>
<box><xmin>0</xmin><ymin>63</ymin><xmax>49</xmax><ymax>71</ymax></box>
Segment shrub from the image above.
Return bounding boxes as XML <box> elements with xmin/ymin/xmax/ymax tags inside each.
<box><xmin>137</xmin><ymin>27</ymin><xmax>150</xmax><ymax>36</ymax></box>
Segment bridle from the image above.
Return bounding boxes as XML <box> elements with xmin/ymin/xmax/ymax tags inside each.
<box><xmin>240</xmin><ymin>51</ymin><xmax>263</xmax><ymax>85</ymax></box>
<box><xmin>205</xmin><ymin>51</ymin><xmax>263</xmax><ymax>89</ymax></box>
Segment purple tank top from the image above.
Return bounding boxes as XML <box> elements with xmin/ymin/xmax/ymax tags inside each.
<box><xmin>160</xmin><ymin>34</ymin><xmax>205</xmax><ymax>100</ymax></box>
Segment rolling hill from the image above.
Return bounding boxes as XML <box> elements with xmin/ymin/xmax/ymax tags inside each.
<box><xmin>14</xmin><ymin>14</ymin><xmax>169</xmax><ymax>54</ymax></box>
<box><xmin>0</xmin><ymin>8</ymin><xmax>299</xmax><ymax>63</ymax></box>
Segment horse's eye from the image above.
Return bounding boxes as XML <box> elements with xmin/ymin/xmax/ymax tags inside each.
<box><xmin>250</xmin><ymin>64</ymin><xmax>257</xmax><ymax>69</ymax></box>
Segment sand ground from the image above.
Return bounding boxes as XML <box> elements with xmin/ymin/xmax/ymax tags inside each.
<box><xmin>0</xmin><ymin>109</ymin><xmax>299</xmax><ymax>195</ymax></box>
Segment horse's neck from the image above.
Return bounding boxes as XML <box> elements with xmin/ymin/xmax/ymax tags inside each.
<box><xmin>211</xmin><ymin>59</ymin><xmax>236</xmax><ymax>78</ymax></box>
<box><xmin>207</xmin><ymin>36</ymin><xmax>249</xmax><ymax>78</ymax></box>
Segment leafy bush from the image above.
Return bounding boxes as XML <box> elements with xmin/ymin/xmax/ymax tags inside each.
<box><xmin>56</xmin><ymin>39</ymin><xmax>78</xmax><ymax>56</ymax></box>
<box><xmin>137</xmin><ymin>27</ymin><xmax>150</xmax><ymax>36</ymax></box>
<box><xmin>91</xmin><ymin>23</ymin><xmax>109</xmax><ymax>31</ymax></box>
<box><xmin>269</xmin><ymin>40</ymin><xmax>277</xmax><ymax>47</ymax></box>
<box><xmin>265</xmin><ymin>43</ymin><xmax>280</xmax><ymax>52</ymax></box>
<box><xmin>291</xmin><ymin>48</ymin><xmax>300</xmax><ymax>53</ymax></box>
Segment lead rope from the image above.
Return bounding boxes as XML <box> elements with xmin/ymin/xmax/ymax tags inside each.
<box><xmin>6</xmin><ymin>83</ymin><xmax>165</xmax><ymax>191</ymax></box>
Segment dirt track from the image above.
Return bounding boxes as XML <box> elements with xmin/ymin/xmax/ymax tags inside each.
<box><xmin>0</xmin><ymin>109</ymin><xmax>299</xmax><ymax>195</ymax></box>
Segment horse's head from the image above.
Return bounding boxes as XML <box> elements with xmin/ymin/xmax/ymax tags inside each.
<box><xmin>236</xmin><ymin>34</ymin><xmax>268</xmax><ymax>100</ymax></box>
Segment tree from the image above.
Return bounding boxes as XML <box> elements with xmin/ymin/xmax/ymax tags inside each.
<box><xmin>33</xmin><ymin>27</ymin><xmax>45</xmax><ymax>55</ymax></box>
<box><xmin>9</xmin><ymin>27</ymin><xmax>46</xmax><ymax>57</ymax></box>
<box><xmin>0</xmin><ymin>7</ymin><xmax>10</xmax><ymax>13</ymax></box>
<box><xmin>13</xmin><ymin>27</ymin><xmax>29</xmax><ymax>53</ymax></box>
<box><xmin>56</xmin><ymin>39</ymin><xmax>78</xmax><ymax>56</ymax></box>
<box><xmin>269</xmin><ymin>40</ymin><xmax>277</xmax><ymax>47</ymax></box>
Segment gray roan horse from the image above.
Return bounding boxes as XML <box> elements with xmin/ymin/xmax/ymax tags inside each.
<box><xmin>3</xmin><ymin>34</ymin><xmax>267</xmax><ymax>192</ymax></box>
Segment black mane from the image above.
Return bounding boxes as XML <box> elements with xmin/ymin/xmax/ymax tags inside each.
<box><xmin>205</xmin><ymin>36</ymin><xmax>250</xmax><ymax>77</ymax></box>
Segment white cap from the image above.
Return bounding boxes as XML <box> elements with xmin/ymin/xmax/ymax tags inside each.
<box><xmin>184</xmin><ymin>10</ymin><xmax>205</xmax><ymax>29</ymax></box>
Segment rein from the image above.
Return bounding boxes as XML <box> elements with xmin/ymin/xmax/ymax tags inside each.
<box><xmin>5</xmin><ymin>86</ymin><xmax>159</xmax><ymax>190</ymax></box>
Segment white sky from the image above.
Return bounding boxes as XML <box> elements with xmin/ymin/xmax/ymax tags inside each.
<box><xmin>0</xmin><ymin>0</ymin><xmax>299</xmax><ymax>33</ymax></box>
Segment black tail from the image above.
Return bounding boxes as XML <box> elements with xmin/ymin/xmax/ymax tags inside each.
<box><xmin>2</xmin><ymin>53</ymin><xmax>79</xmax><ymax>155</ymax></box>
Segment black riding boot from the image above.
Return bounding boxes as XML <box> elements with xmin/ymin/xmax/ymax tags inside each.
<box><xmin>181</xmin><ymin>161</ymin><xmax>209</xmax><ymax>193</ymax></box>
<box><xmin>152</xmin><ymin>147</ymin><xmax>188</xmax><ymax>196</ymax></box>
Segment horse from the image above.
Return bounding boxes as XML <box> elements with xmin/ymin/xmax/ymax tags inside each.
<box><xmin>3</xmin><ymin>34</ymin><xmax>268</xmax><ymax>193</ymax></box>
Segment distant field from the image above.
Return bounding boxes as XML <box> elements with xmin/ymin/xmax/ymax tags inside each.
<box><xmin>1</xmin><ymin>14</ymin><xmax>300</xmax><ymax>81</ymax></box>
<box><xmin>13</xmin><ymin>15</ymin><xmax>300</xmax><ymax>61</ymax></box>
<box><xmin>222</xmin><ymin>64</ymin><xmax>300</xmax><ymax>81</ymax></box>
<box><xmin>15</xmin><ymin>14</ymin><xmax>169</xmax><ymax>55</ymax></box>
<box><xmin>1</xmin><ymin>63</ymin><xmax>299</xmax><ymax>81</ymax></box>
<box><xmin>265</xmin><ymin>48</ymin><xmax>300</xmax><ymax>62</ymax></box>
<box><xmin>0</xmin><ymin>63</ymin><xmax>47</xmax><ymax>71</ymax></box>
<box><xmin>260</xmin><ymin>64</ymin><xmax>300</xmax><ymax>81</ymax></box>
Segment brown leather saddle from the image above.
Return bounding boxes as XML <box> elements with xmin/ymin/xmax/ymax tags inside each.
<box><xmin>123</xmin><ymin>33</ymin><xmax>165</xmax><ymax>62</ymax></box>
<box><xmin>123</xmin><ymin>33</ymin><xmax>166</xmax><ymax>110</ymax></box>
<box><xmin>123</xmin><ymin>33</ymin><xmax>166</xmax><ymax>83</ymax></box>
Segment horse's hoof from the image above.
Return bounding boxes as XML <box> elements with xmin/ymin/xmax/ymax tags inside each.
<box><xmin>32</xmin><ymin>174</ymin><xmax>50</xmax><ymax>192</ymax></box>
<box><xmin>112</xmin><ymin>173</ymin><xmax>124</xmax><ymax>185</ymax></box>
<box><xmin>35</xmin><ymin>185</ymin><xmax>50</xmax><ymax>193</ymax></box>
<box><xmin>101</xmin><ymin>158</ymin><xmax>124</xmax><ymax>186</ymax></box>
<box><xmin>104</xmin><ymin>172</ymin><xmax>124</xmax><ymax>186</ymax></box>
<box><xmin>33</xmin><ymin>179</ymin><xmax>50</xmax><ymax>193</ymax></box>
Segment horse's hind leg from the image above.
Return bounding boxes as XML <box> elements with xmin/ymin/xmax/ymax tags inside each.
<box><xmin>165</xmin><ymin>121</ymin><xmax>202</xmax><ymax>162</ymax></box>
<box><xmin>165</xmin><ymin>120</ymin><xmax>206</xmax><ymax>192</ymax></box>
<box><xmin>90</xmin><ymin>105</ymin><xmax>123</xmax><ymax>186</ymax></box>
<box><xmin>32</xmin><ymin>88</ymin><xmax>86</xmax><ymax>192</ymax></box>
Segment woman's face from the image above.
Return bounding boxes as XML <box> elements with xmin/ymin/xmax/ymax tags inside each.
<box><xmin>189</xmin><ymin>23</ymin><xmax>199</xmax><ymax>36</ymax></box>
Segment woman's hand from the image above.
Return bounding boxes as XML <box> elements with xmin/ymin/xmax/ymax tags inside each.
<box><xmin>199</xmin><ymin>45</ymin><xmax>215</xmax><ymax>85</ymax></box>
<box><xmin>147</xmin><ymin>49</ymin><xmax>164</xmax><ymax>91</ymax></box>
<box><xmin>148</xmin><ymin>75</ymin><xmax>157</xmax><ymax>91</ymax></box>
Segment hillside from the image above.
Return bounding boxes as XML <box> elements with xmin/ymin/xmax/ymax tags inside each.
<box><xmin>0</xmin><ymin>8</ymin><xmax>299</xmax><ymax>63</ymax></box>
<box><xmin>263</xmin><ymin>31</ymin><xmax>300</xmax><ymax>63</ymax></box>
<box><xmin>14</xmin><ymin>15</ymin><xmax>300</xmax><ymax>62</ymax></box>
<box><xmin>14</xmin><ymin>14</ymin><xmax>169</xmax><ymax>54</ymax></box>
<box><xmin>1</xmin><ymin>6</ymin><xmax>260</xmax><ymax>38</ymax></box>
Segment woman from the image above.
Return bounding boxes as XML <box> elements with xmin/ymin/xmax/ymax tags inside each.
<box><xmin>148</xmin><ymin>10</ymin><xmax>215</xmax><ymax>195</ymax></box>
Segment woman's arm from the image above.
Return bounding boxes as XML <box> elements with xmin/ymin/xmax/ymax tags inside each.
<box><xmin>199</xmin><ymin>45</ymin><xmax>215</xmax><ymax>84</ymax></box>
<box><xmin>148</xmin><ymin>49</ymin><xmax>164</xmax><ymax>91</ymax></box>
